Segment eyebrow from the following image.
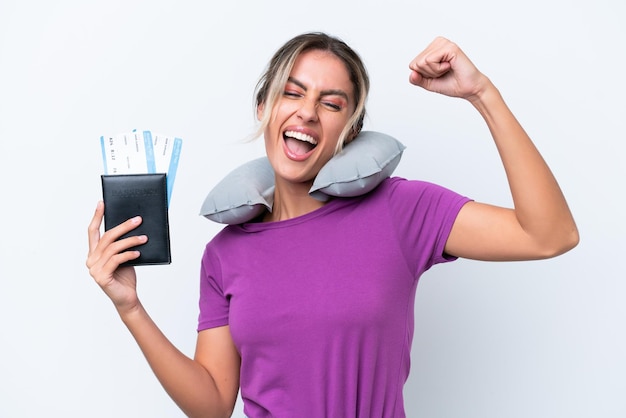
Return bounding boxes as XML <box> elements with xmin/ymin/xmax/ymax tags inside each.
<box><xmin>287</xmin><ymin>77</ymin><xmax>350</xmax><ymax>102</ymax></box>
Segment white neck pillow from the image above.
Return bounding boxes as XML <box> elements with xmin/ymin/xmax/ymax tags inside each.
<box><xmin>200</xmin><ymin>131</ymin><xmax>406</xmax><ymax>224</ymax></box>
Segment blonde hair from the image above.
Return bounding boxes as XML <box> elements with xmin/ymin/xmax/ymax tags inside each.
<box><xmin>253</xmin><ymin>32</ymin><xmax>370</xmax><ymax>154</ymax></box>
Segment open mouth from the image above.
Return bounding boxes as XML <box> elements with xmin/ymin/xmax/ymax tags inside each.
<box><xmin>284</xmin><ymin>130</ymin><xmax>317</xmax><ymax>156</ymax></box>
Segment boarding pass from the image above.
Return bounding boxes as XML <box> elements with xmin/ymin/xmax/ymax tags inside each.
<box><xmin>100</xmin><ymin>130</ymin><xmax>182</xmax><ymax>204</ymax></box>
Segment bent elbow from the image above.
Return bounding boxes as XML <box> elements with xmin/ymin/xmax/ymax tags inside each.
<box><xmin>563</xmin><ymin>222</ymin><xmax>580</xmax><ymax>250</ymax></box>
<box><xmin>563</xmin><ymin>227</ymin><xmax>580</xmax><ymax>253</ymax></box>
<box><xmin>541</xmin><ymin>226</ymin><xmax>580</xmax><ymax>259</ymax></box>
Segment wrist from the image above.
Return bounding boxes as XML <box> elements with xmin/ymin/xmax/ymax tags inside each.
<box><xmin>116</xmin><ymin>300</ymin><xmax>145</xmax><ymax>324</ymax></box>
<box><xmin>467</xmin><ymin>81</ymin><xmax>506</xmax><ymax>118</ymax></box>
<box><xmin>467</xmin><ymin>77</ymin><xmax>498</xmax><ymax>104</ymax></box>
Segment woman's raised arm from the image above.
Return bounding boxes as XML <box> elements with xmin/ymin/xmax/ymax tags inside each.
<box><xmin>409</xmin><ymin>37</ymin><xmax>579</xmax><ymax>261</ymax></box>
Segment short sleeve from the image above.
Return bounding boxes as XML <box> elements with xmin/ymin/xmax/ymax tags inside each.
<box><xmin>197</xmin><ymin>245</ymin><xmax>230</xmax><ymax>332</ymax></box>
<box><xmin>385</xmin><ymin>177</ymin><xmax>471</xmax><ymax>274</ymax></box>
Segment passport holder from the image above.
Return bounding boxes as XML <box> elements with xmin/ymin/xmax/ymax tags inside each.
<box><xmin>101</xmin><ymin>173</ymin><xmax>171</xmax><ymax>266</ymax></box>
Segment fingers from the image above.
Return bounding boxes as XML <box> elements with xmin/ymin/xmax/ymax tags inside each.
<box><xmin>408</xmin><ymin>36</ymin><xmax>487</xmax><ymax>99</ymax></box>
<box><xmin>409</xmin><ymin>37</ymin><xmax>454</xmax><ymax>76</ymax></box>
<box><xmin>88</xmin><ymin>236</ymin><xmax>144</xmax><ymax>277</ymax></box>
<box><xmin>408</xmin><ymin>64</ymin><xmax>451</xmax><ymax>89</ymax></box>
<box><xmin>87</xmin><ymin>201</ymin><xmax>105</xmax><ymax>255</ymax></box>
<box><xmin>86</xmin><ymin>200</ymin><xmax>145</xmax><ymax>270</ymax></box>
<box><xmin>86</xmin><ymin>233</ymin><xmax>145</xmax><ymax>290</ymax></box>
<box><xmin>86</xmin><ymin>231</ymin><xmax>145</xmax><ymax>269</ymax></box>
<box><xmin>87</xmin><ymin>201</ymin><xmax>142</xmax><ymax>252</ymax></box>
<box><xmin>407</xmin><ymin>37</ymin><xmax>459</xmax><ymax>94</ymax></box>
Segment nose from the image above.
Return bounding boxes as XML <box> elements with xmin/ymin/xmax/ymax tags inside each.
<box><xmin>296</xmin><ymin>98</ymin><xmax>319</xmax><ymax>123</ymax></box>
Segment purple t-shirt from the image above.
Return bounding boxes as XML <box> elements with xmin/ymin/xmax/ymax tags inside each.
<box><xmin>198</xmin><ymin>177</ymin><xmax>470</xmax><ymax>417</ymax></box>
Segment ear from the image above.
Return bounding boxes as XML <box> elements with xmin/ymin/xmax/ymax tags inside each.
<box><xmin>345</xmin><ymin>126</ymin><xmax>359</xmax><ymax>144</ymax></box>
<box><xmin>345</xmin><ymin>113</ymin><xmax>365</xmax><ymax>144</ymax></box>
<box><xmin>256</xmin><ymin>102</ymin><xmax>264</xmax><ymax>121</ymax></box>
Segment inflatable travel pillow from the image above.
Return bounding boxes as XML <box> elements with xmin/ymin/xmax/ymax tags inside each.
<box><xmin>200</xmin><ymin>131</ymin><xmax>406</xmax><ymax>224</ymax></box>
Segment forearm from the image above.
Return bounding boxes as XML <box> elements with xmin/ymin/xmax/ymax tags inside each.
<box><xmin>119</xmin><ymin>304</ymin><xmax>233</xmax><ymax>418</ymax></box>
<box><xmin>469</xmin><ymin>82</ymin><xmax>579</xmax><ymax>254</ymax></box>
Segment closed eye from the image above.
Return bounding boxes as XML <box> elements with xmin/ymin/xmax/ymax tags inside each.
<box><xmin>283</xmin><ymin>90</ymin><xmax>302</xmax><ymax>98</ymax></box>
<box><xmin>321</xmin><ymin>101</ymin><xmax>342</xmax><ymax>111</ymax></box>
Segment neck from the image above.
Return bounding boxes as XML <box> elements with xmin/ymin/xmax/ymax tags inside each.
<box><xmin>263</xmin><ymin>179</ymin><xmax>326</xmax><ymax>222</ymax></box>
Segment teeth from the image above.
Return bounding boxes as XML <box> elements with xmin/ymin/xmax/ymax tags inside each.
<box><xmin>285</xmin><ymin>131</ymin><xmax>317</xmax><ymax>145</ymax></box>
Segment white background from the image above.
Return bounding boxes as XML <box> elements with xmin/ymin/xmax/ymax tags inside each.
<box><xmin>1</xmin><ymin>1</ymin><xmax>624</xmax><ymax>417</ymax></box>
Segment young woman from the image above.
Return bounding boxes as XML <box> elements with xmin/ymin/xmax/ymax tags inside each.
<box><xmin>87</xmin><ymin>32</ymin><xmax>578</xmax><ymax>417</ymax></box>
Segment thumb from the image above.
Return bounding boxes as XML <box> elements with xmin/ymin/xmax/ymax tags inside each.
<box><xmin>408</xmin><ymin>69</ymin><xmax>425</xmax><ymax>87</ymax></box>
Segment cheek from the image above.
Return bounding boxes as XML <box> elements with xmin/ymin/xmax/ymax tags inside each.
<box><xmin>324</xmin><ymin>115</ymin><xmax>350</xmax><ymax>142</ymax></box>
<box><xmin>266</xmin><ymin>101</ymin><xmax>292</xmax><ymax>131</ymax></box>
<box><xmin>264</xmin><ymin>125</ymin><xmax>278</xmax><ymax>150</ymax></box>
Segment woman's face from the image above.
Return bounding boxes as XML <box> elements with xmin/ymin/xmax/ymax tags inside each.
<box><xmin>262</xmin><ymin>49</ymin><xmax>355</xmax><ymax>188</ymax></box>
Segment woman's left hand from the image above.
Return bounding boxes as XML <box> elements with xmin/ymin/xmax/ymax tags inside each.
<box><xmin>409</xmin><ymin>36</ymin><xmax>491</xmax><ymax>101</ymax></box>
